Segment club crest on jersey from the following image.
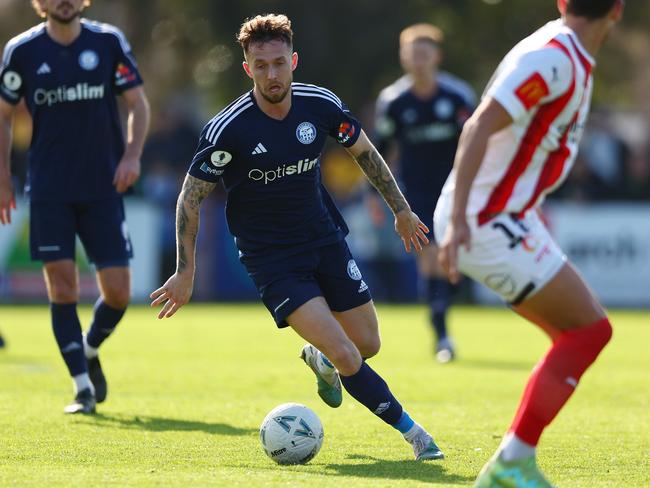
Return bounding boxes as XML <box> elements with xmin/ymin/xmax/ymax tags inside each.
<box><xmin>337</xmin><ymin>121</ymin><xmax>356</xmax><ymax>144</ymax></box>
<box><xmin>210</xmin><ymin>151</ymin><xmax>232</xmax><ymax>167</ymax></box>
<box><xmin>2</xmin><ymin>71</ymin><xmax>22</xmax><ymax>92</ymax></box>
<box><xmin>296</xmin><ymin>122</ymin><xmax>316</xmax><ymax>145</ymax></box>
<box><xmin>79</xmin><ymin>50</ymin><xmax>99</xmax><ymax>71</ymax></box>
<box><xmin>347</xmin><ymin>259</ymin><xmax>362</xmax><ymax>281</ymax></box>
<box><xmin>434</xmin><ymin>98</ymin><xmax>454</xmax><ymax>119</ymax></box>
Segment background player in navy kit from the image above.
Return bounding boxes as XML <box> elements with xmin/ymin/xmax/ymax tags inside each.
<box><xmin>151</xmin><ymin>14</ymin><xmax>444</xmax><ymax>461</ymax></box>
<box><xmin>374</xmin><ymin>24</ymin><xmax>475</xmax><ymax>362</ymax></box>
<box><xmin>0</xmin><ymin>0</ymin><xmax>150</xmax><ymax>413</ymax></box>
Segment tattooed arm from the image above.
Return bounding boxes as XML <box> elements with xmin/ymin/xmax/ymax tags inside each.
<box><xmin>346</xmin><ymin>130</ymin><xmax>429</xmax><ymax>252</ymax></box>
<box><xmin>346</xmin><ymin>130</ymin><xmax>407</xmax><ymax>215</ymax></box>
<box><xmin>150</xmin><ymin>174</ymin><xmax>216</xmax><ymax>318</ymax></box>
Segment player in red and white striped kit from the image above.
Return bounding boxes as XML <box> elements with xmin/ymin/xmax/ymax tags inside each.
<box><xmin>434</xmin><ymin>0</ymin><xmax>625</xmax><ymax>486</ymax></box>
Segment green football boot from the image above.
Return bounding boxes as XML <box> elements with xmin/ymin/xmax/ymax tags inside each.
<box><xmin>300</xmin><ymin>344</ymin><xmax>342</xmax><ymax>408</ymax></box>
<box><xmin>475</xmin><ymin>455</ymin><xmax>554</xmax><ymax>488</ymax></box>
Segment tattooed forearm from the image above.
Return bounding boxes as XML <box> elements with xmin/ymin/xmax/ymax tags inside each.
<box><xmin>355</xmin><ymin>148</ymin><xmax>408</xmax><ymax>214</ymax></box>
<box><xmin>175</xmin><ymin>175</ymin><xmax>216</xmax><ymax>273</ymax></box>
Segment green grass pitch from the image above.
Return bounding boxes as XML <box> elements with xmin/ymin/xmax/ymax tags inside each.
<box><xmin>1</xmin><ymin>304</ymin><xmax>648</xmax><ymax>487</ymax></box>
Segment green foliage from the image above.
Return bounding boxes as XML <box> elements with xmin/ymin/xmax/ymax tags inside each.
<box><xmin>1</xmin><ymin>304</ymin><xmax>649</xmax><ymax>487</ymax></box>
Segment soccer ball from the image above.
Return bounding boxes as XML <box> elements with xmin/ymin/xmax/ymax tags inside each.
<box><xmin>259</xmin><ymin>403</ymin><xmax>324</xmax><ymax>465</ymax></box>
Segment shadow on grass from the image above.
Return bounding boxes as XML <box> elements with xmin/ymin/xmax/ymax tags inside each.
<box><xmin>322</xmin><ymin>454</ymin><xmax>474</xmax><ymax>485</ymax></box>
<box><xmin>86</xmin><ymin>413</ymin><xmax>256</xmax><ymax>436</ymax></box>
<box><xmin>453</xmin><ymin>357</ymin><xmax>533</xmax><ymax>372</ymax></box>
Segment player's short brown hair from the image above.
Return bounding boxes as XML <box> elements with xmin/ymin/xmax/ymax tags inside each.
<box><xmin>236</xmin><ymin>14</ymin><xmax>293</xmax><ymax>54</ymax></box>
<box><xmin>399</xmin><ymin>23</ymin><xmax>444</xmax><ymax>47</ymax></box>
<box><xmin>566</xmin><ymin>0</ymin><xmax>620</xmax><ymax>19</ymax></box>
<box><xmin>31</xmin><ymin>0</ymin><xmax>92</xmax><ymax>18</ymax></box>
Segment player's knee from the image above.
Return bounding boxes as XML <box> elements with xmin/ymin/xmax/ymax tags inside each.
<box><xmin>359</xmin><ymin>335</ymin><xmax>381</xmax><ymax>359</ymax></box>
<box><xmin>47</xmin><ymin>275</ymin><xmax>78</xmax><ymax>303</ymax></box>
<box><xmin>324</xmin><ymin>341</ymin><xmax>362</xmax><ymax>375</ymax></box>
<box><xmin>564</xmin><ymin>317</ymin><xmax>612</xmax><ymax>359</ymax></box>
<box><xmin>103</xmin><ymin>287</ymin><xmax>130</xmax><ymax>310</ymax></box>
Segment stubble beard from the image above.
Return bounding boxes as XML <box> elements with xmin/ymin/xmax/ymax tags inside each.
<box><xmin>48</xmin><ymin>4</ymin><xmax>83</xmax><ymax>25</ymax></box>
<box><xmin>260</xmin><ymin>85</ymin><xmax>291</xmax><ymax>104</ymax></box>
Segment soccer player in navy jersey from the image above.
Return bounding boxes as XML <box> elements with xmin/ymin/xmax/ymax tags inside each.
<box><xmin>374</xmin><ymin>24</ymin><xmax>475</xmax><ymax>362</ymax></box>
<box><xmin>151</xmin><ymin>14</ymin><xmax>444</xmax><ymax>460</ymax></box>
<box><xmin>0</xmin><ymin>0</ymin><xmax>150</xmax><ymax>414</ymax></box>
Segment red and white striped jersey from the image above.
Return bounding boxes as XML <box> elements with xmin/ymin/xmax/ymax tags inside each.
<box><xmin>440</xmin><ymin>20</ymin><xmax>594</xmax><ymax>224</ymax></box>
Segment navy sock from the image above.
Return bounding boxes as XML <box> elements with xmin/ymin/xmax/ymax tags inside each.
<box><xmin>51</xmin><ymin>303</ymin><xmax>86</xmax><ymax>376</ymax></box>
<box><xmin>340</xmin><ymin>361</ymin><xmax>403</xmax><ymax>426</ymax></box>
<box><xmin>86</xmin><ymin>299</ymin><xmax>126</xmax><ymax>349</ymax></box>
<box><xmin>428</xmin><ymin>278</ymin><xmax>451</xmax><ymax>341</ymax></box>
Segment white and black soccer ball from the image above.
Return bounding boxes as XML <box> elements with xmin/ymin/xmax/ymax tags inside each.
<box><xmin>259</xmin><ymin>403</ymin><xmax>324</xmax><ymax>465</ymax></box>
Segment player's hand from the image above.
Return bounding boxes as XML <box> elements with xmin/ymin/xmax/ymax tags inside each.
<box><xmin>0</xmin><ymin>176</ymin><xmax>16</xmax><ymax>225</ymax></box>
<box><xmin>394</xmin><ymin>208</ymin><xmax>429</xmax><ymax>253</ymax></box>
<box><xmin>150</xmin><ymin>272</ymin><xmax>194</xmax><ymax>319</ymax></box>
<box><xmin>113</xmin><ymin>155</ymin><xmax>141</xmax><ymax>193</ymax></box>
<box><xmin>438</xmin><ymin>217</ymin><xmax>471</xmax><ymax>284</ymax></box>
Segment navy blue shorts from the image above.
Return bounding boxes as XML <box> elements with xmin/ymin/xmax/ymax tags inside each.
<box><xmin>245</xmin><ymin>240</ymin><xmax>372</xmax><ymax>328</ymax></box>
<box><xmin>29</xmin><ymin>198</ymin><xmax>133</xmax><ymax>268</ymax></box>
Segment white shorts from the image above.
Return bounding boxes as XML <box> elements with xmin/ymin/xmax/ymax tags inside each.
<box><xmin>434</xmin><ymin>198</ymin><xmax>566</xmax><ymax>304</ymax></box>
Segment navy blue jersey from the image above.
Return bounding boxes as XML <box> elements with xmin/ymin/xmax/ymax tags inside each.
<box><xmin>0</xmin><ymin>20</ymin><xmax>143</xmax><ymax>202</ymax></box>
<box><xmin>188</xmin><ymin>83</ymin><xmax>362</xmax><ymax>264</ymax></box>
<box><xmin>374</xmin><ymin>72</ymin><xmax>475</xmax><ymax>198</ymax></box>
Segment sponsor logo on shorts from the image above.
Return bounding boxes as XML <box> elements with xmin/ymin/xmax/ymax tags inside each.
<box><xmin>484</xmin><ymin>272</ymin><xmax>517</xmax><ymax>296</ymax></box>
<box><xmin>347</xmin><ymin>259</ymin><xmax>362</xmax><ymax>281</ymax></box>
<box><xmin>358</xmin><ymin>280</ymin><xmax>368</xmax><ymax>293</ymax></box>
<box><xmin>296</xmin><ymin>121</ymin><xmax>316</xmax><ymax>145</ymax></box>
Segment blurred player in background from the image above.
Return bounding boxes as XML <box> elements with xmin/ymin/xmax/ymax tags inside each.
<box><xmin>151</xmin><ymin>14</ymin><xmax>445</xmax><ymax>461</ymax></box>
<box><xmin>435</xmin><ymin>0</ymin><xmax>624</xmax><ymax>485</ymax></box>
<box><xmin>0</xmin><ymin>0</ymin><xmax>150</xmax><ymax>414</ymax></box>
<box><xmin>374</xmin><ymin>24</ymin><xmax>475</xmax><ymax>362</ymax></box>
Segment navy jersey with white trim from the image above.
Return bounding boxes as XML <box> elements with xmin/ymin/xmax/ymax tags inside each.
<box><xmin>374</xmin><ymin>72</ymin><xmax>475</xmax><ymax>196</ymax></box>
<box><xmin>0</xmin><ymin>19</ymin><xmax>143</xmax><ymax>201</ymax></box>
<box><xmin>188</xmin><ymin>83</ymin><xmax>361</xmax><ymax>263</ymax></box>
